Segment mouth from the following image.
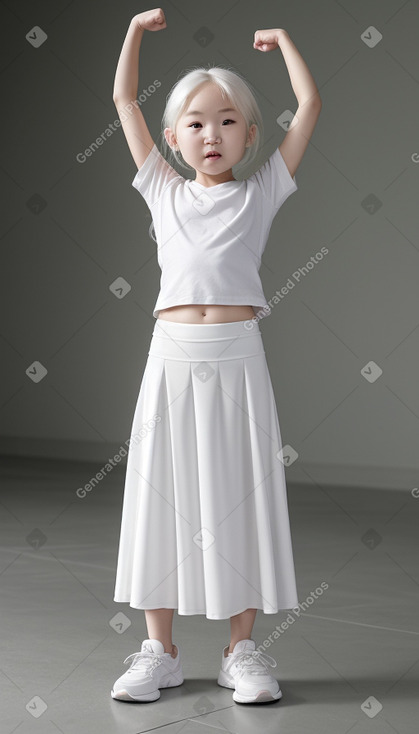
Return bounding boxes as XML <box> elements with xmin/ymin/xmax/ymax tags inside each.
<box><xmin>205</xmin><ymin>152</ymin><xmax>221</xmax><ymax>159</ymax></box>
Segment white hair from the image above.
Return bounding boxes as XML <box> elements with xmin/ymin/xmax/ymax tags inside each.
<box><xmin>159</xmin><ymin>64</ymin><xmax>264</xmax><ymax>176</ymax></box>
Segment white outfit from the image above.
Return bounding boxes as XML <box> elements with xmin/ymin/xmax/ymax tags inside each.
<box><xmin>131</xmin><ymin>143</ymin><xmax>298</xmax><ymax>319</ymax></box>
<box><xmin>113</xmin><ymin>144</ymin><xmax>300</xmax><ymax>620</ymax></box>
<box><xmin>113</xmin><ymin>319</ymin><xmax>299</xmax><ymax>619</ymax></box>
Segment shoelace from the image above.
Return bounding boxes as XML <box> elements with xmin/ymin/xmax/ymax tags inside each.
<box><xmin>233</xmin><ymin>650</ymin><xmax>277</xmax><ymax>677</ymax></box>
<box><xmin>123</xmin><ymin>650</ymin><xmax>163</xmax><ymax>674</ymax></box>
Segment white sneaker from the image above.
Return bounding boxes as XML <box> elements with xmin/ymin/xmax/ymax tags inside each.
<box><xmin>111</xmin><ymin>638</ymin><xmax>184</xmax><ymax>702</ymax></box>
<box><xmin>217</xmin><ymin>639</ymin><xmax>282</xmax><ymax>703</ymax></box>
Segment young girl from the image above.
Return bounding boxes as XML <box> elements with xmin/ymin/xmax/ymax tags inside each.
<box><xmin>111</xmin><ymin>7</ymin><xmax>321</xmax><ymax>705</ymax></box>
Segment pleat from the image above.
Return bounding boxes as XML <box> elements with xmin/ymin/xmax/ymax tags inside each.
<box><xmin>114</xmin><ymin>341</ymin><xmax>298</xmax><ymax>619</ymax></box>
<box><xmin>242</xmin><ymin>355</ymin><xmax>298</xmax><ymax>611</ymax></box>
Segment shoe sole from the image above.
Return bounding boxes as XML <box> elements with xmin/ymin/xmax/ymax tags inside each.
<box><xmin>233</xmin><ymin>687</ymin><xmax>282</xmax><ymax>703</ymax></box>
<box><xmin>111</xmin><ymin>688</ymin><xmax>161</xmax><ymax>702</ymax></box>
<box><xmin>111</xmin><ymin>671</ymin><xmax>184</xmax><ymax>703</ymax></box>
<box><xmin>217</xmin><ymin>671</ymin><xmax>282</xmax><ymax>703</ymax></box>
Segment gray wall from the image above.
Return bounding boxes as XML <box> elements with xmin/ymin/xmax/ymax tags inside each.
<box><xmin>2</xmin><ymin>0</ymin><xmax>418</xmax><ymax>490</ymax></box>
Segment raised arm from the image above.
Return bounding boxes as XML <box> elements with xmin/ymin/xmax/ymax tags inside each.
<box><xmin>113</xmin><ymin>8</ymin><xmax>167</xmax><ymax>171</ymax></box>
<box><xmin>253</xmin><ymin>28</ymin><xmax>322</xmax><ymax>179</ymax></box>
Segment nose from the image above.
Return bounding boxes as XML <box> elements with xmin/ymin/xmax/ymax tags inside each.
<box><xmin>204</xmin><ymin>132</ymin><xmax>221</xmax><ymax>144</ymax></box>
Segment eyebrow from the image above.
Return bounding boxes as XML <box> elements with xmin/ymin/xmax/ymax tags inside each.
<box><xmin>184</xmin><ymin>107</ymin><xmax>236</xmax><ymax>116</ymax></box>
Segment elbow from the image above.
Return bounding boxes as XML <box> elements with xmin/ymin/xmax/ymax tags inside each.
<box><xmin>113</xmin><ymin>89</ymin><xmax>126</xmax><ymax>103</ymax></box>
<box><xmin>113</xmin><ymin>91</ymin><xmax>136</xmax><ymax>105</ymax></box>
<box><xmin>297</xmin><ymin>94</ymin><xmax>322</xmax><ymax>112</ymax></box>
<box><xmin>307</xmin><ymin>96</ymin><xmax>322</xmax><ymax>116</ymax></box>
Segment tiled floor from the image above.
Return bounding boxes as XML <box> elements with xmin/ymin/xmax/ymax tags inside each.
<box><xmin>1</xmin><ymin>455</ymin><xmax>418</xmax><ymax>733</ymax></box>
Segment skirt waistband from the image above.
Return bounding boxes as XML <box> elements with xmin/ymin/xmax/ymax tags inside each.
<box><xmin>149</xmin><ymin>318</ymin><xmax>264</xmax><ymax>361</ymax></box>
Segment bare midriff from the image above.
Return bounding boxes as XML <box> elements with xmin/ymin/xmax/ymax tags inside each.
<box><xmin>157</xmin><ymin>304</ymin><xmax>255</xmax><ymax>324</ymax></box>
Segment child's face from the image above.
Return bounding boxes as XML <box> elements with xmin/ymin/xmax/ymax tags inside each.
<box><xmin>165</xmin><ymin>83</ymin><xmax>256</xmax><ymax>184</ymax></box>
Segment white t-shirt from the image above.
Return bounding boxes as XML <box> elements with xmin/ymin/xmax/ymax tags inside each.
<box><xmin>132</xmin><ymin>143</ymin><xmax>298</xmax><ymax>319</ymax></box>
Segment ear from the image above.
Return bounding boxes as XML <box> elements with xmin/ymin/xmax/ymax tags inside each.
<box><xmin>164</xmin><ymin>127</ymin><xmax>178</xmax><ymax>150</ymax></box>
<box><xmin>246</xmin><ymin>123</ymin><xmax>257</xmax><ymax>148</ymax></box>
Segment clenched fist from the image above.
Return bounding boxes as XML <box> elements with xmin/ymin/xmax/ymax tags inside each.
<box><xmin>134</xmin><ymin>7</ymin><xmax>167</xmax><ymax>32</ymax></box>
<box><xmin>253</xmin><ymin>29</ymin><xmax>283</xmax><ymax>52</ymax></box>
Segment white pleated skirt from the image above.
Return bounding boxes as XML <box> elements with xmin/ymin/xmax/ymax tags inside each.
<box><xmin>113</xmin><ymin>318</ymin><xmax>298</xmax><ymax>620</ymax></box>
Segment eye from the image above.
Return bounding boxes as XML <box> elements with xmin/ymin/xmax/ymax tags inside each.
<box><xmin>188</xmin><ymin>119</ymin><xmax>235</xmax><ymax>128</ymax></box>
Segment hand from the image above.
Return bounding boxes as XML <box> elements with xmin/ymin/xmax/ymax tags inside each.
<box><xmin>134</xmin><ymin>7</ymin><xmax>167</xmax><ymax>32</ymax></box>
<box><xmin>253</xmin><ymin>28</ymin><xmax>283</xmax><ymax>52</ymax></box>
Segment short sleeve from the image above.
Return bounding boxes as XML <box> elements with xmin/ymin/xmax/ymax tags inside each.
<box><xmin>248</xmin><ymin>147</ymin><xmax>298</xmax><ymax>212</ymax></box>
<box><xmin>131</xmin><ymin>143</ymin><xmax>181</xmax><ymax>209</ymax></box>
